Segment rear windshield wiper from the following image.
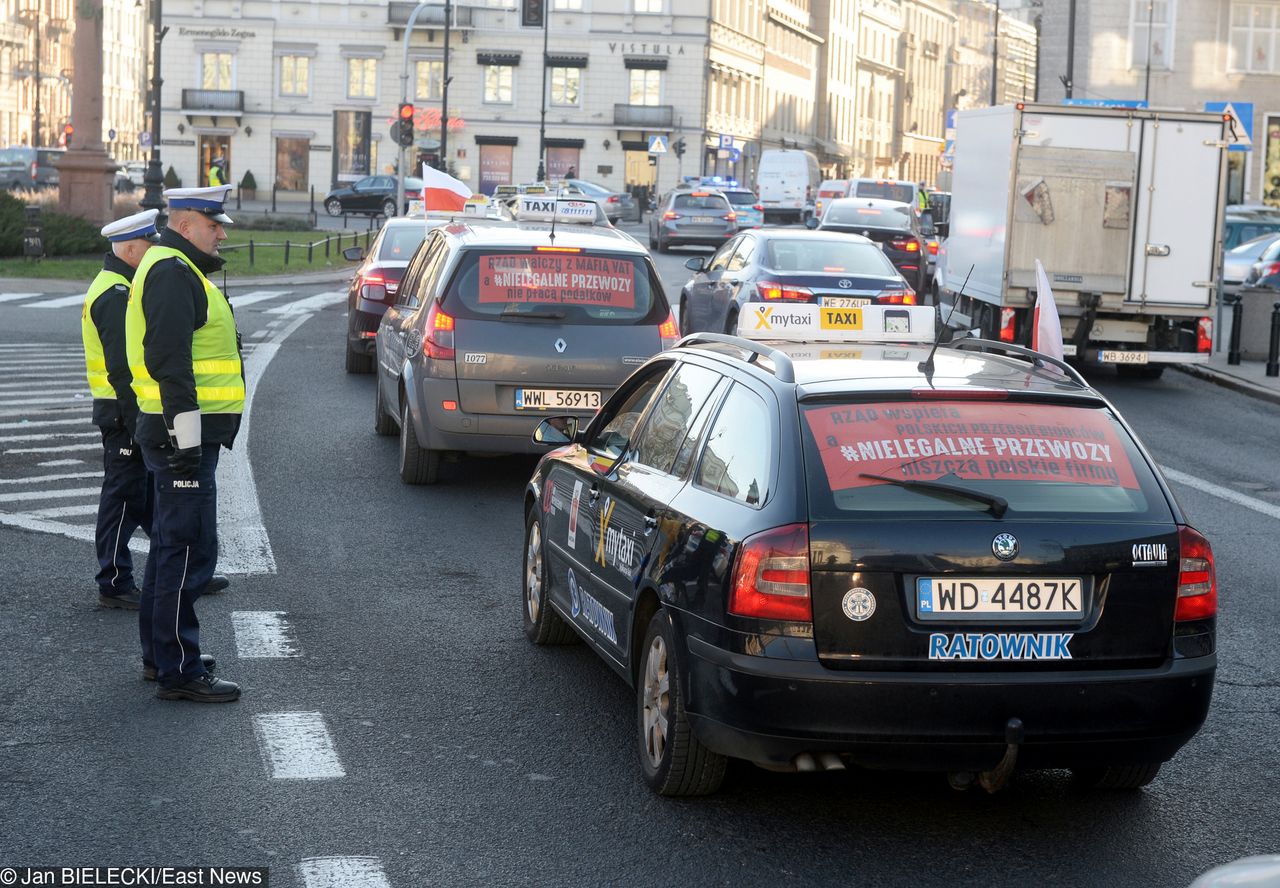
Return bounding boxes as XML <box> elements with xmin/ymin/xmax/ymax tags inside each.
<box><xmin>499</xmin><ymin>306</ymin><xmax>567</xmax><ymax>320</ymax></box>
<box><xmin>859</xmin><ymin>473</ymin><xmax>1008</xmax><ymax>518</ymax></box>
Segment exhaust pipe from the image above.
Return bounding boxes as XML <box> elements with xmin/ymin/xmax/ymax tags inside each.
<box><xmin>794</xmin><ymin>753</ymin><xmax>818</xmax><ymax>773</ymax></box>
<box><xmin>817</xmin><ymin>753</ymin><xmax>846</xmax><ymax>771</ymax></box>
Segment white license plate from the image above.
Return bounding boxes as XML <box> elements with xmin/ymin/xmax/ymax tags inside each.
<box><xmin>916</xmin><ymin>577</ymin><xmax>1084</xmax><ymax>621</ymax></box>
<box><xmin>515</xmin><ymin>388</ymin><xmax>601</xmax><ymax>411</ymax></box>
<box><xmin>822</xmin><ymin>296</ymin><xmax>871</xmax><ymax>309</ymax></box>
<box><xmin>691</xmin><ymin>216</ymin><xmax>717</xmax><ymax>224</ymax></box>
<box><xmin>1100</xmin><ymin>350</ymin><xmax>1148</xmax><ymax>365</ymax></box>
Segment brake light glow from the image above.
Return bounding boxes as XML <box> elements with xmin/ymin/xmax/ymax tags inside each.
<box><xmin>535</xmin><ymin>246</ymin><xmax>582</xmax><ymax>253</ymax></box>
<box><xmin>999</xmin><ymin>307</ymin><xmax>1018</xmax><ymax>343</ymax></box>
<box><xmin>728</xmin><ymin>523</ymin><xmax>811</xmax><ymax>622</ymax></box>
<box><xmin>405</xmin><ymin>190</ymin><xmax>421</xmax><ymax>199</ymax></box>
<box><xmin>690</xmin><ymin>191</ymin><xmax>711</xmax><ymax>197</ymax></box>
<box><xmin>823</xmin><ymin>266</ymin><xmax>846</xmax><ymax>272</ymax></box>
<box><xmin>927</xmin><ymin>240</ymin><xmax>939</xmax><ymax>255</ymax></box>
<box><xmin>1197</xmin><ymin>317</ymin><xmax>1213</xmax><ymax>353</ymax></box>
<box><xmin>725</xmin><ymin>212</ymin><xmax>737</xmax><ymax>222</ymax></box>
<box><xmin>659</xmin><ymin>310</ymin><xmax>679</xmax><ymax>349</ymax></box>
<box><xmin>753</xmin><ymin>204</ymin><xmax>763</xmax><ymax>211</ymax></box>
<box><xmin>607</xmin><ymin>195</ymin><xmax>620</xmax><ymax>203</ymax></box>
<box><xmin>1175</xmin><ymin>525</ymin><xmax>1216</xmax><ymax>621</ymax></box>
<box><xmin>442</xmin><ymin>400</ymin><xmax>458</xmax><ymax>411</ymax></box>
<box><xmin>424</xmin><ymin>303</ymin><xmax>455</xmax><ymax>360</ymax></box>
<box><xmin>911</xmin><ymin>388</ymin><xmax>1010</xmax><ymax>400</ymax></box>
<box><xmin>663</xmin><ymin>211</ymin><xmax>679</xmax><ymax>220</ymax></box>
<box><xmin>757</xmin><ymin>281</ymin><xmax>813</xmax><ymax>302</ymax></box>
<box><xmin>890</xmin><ymin>238</ymin><xmax>921</xmax><ymax>253</ymax></box>
<box><xmin>1262</xmin><ymin>262</ymin><xmax>1280</xmax><ymax>277</ymax></box>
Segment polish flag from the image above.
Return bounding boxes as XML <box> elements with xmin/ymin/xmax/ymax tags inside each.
<box><xmin>420</xmin><ymin>164</ymin><xmax>472</xmax><ymax>211</ymax></box>
<box><xmin>1032</xmin><ymin>258</ymin><xmax>1064</xmax><ymax>362</ymax></box>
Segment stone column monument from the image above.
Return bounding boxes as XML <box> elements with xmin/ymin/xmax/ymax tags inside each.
<box><xmin>57</xmin><ymin>0</ymin><xmax>116</xmax><ymax>225</ymax></box>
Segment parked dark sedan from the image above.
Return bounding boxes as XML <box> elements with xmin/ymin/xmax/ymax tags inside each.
<box><xmin>325</xmin><ymin>175</ymin><xmax>424</xmax><ymax>217</ymax></box>
<box><xmin>817</xmin><ymin>197</ymin><xmax>928</xmax><ymax>293</ymax></box>
<box><xmin>677</xmin><ymin>229</ymin><xmax>916</xmax><ymax>335</ymax></box>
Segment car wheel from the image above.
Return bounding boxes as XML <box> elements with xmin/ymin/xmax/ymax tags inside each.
<box><xmin>657</xmin><ymin>235</ymin><xmax>670</xmax><ymax>254</ymax></box>
<box><xmin>1116</xmin><ymin>364</ymin><xmax>1165</xmax><ymax>380</ymax></box>
<box><xmin>678</xmin><ymin>298</ymin><xmax>689</xmax><ymax>335</ymax></box>
<box><xmin>398</xmin><ymin>400</ymin><xmax>439</xmax><ymax>485</ymax></box>
<box><xmin>723</xmin><ymin>307</ymin><xmax>738</xmax><ymax>335</ymax></box>
<box><xmin>325</xmin><ymin>198</ymin><xmax>343</xmax><ymax>217</ymax></box>
<box><xmin>649</xmin><ymin>230</ymin><xmax>658</xmax><ymax>249</ymax></box>
<box><xmin>1073</xmin><ymin>763</ymin><xmax>1162</xmax><ymax>790</ymax></box>
<box><xmin>373</xmin><ymin>380</ymin><xmax>396</xmax><ymax>437</ymax></box>
<box><xmin>522</xmin><ymin>509</ymin><xmax>578</xmax><ymax>646</ymax></box>
<box><xmin>382</xmin><ymin>198</ymin><xmax>397</xmax><ymax>218</ymax></box>
<box><xmin>636</xmin><ymin>609</ymin><xmax>727</xmax><ymax>797</ymax></box>
<box><xmin>345</xmin><ymin>346</ymin><xmax>374</xmax><ymax>374</ymax></box>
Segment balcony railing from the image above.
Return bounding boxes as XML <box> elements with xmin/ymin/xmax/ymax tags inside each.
<box><xmin>613</xmin><ymin>104</ymin><xmax>674</xmax><ymax>128</ymax></box>
<box><xmin>181</xmin><ymin>89</ymin><xmax>245</xmax><ymax>114</ymax></box>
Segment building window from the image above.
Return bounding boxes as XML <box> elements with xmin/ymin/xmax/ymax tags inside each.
<box><xmin>550</xmin><ymin>66</ymin><xmax>580</xmax><ymax>107</ymax></box>
<box><xmin>1130</xmin><ymin>0</ymin><xmax>1175</xmax><ymax>69</ymax></box>
<box><xmin>484</xmin><ymin>64</ymin><xmax>513</xmax><ymax>103</ymax></box>
<box><xmin>347</xmin><ymin>57</ymin><xmax>378</xmax><ymax>99</ymax></box>
<box><xmin>415</xmin><ymin>59</ymin><xmax>444</xmax><ymax>100</ymax></box>
<box><xmin>553</xmin><ymin>0</ymin><xmax>582</xmax><ymax>8</ymax></box>
<box><xmin>633</xmin><ymin>0</ymin><xmax>663</xmax><ymax>11</ymax></box>
<box><xmin>275</xmin><ymin>137</ymin><xmax>310</xmax><ymax>191</ymax></box>
<box><xmin>201</xmin><ymin>52</ymin><xmax>233</xmax><ymax>90</ymax></box>
<box><xmin>629</xmin><ymin>68</ymin><xmax>661</xmax><ymax>105</ymax></box>
<box><xmin>1230</xmin><ymin>3</ymin><xmax>1280</xmax><ymax>72</ymax></box>
<box><xmin>280</xmin><ymin>55</ymin><xmax>309</xmax><ymax>97</ymax></box>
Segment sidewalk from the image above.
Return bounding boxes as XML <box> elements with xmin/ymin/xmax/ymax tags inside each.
<box><xmin>1176</xmin><ymin>351</ymin><xmax>1280</xmax><ymax>406</ymax></box>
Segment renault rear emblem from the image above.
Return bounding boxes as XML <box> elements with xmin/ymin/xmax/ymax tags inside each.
<box><xmin>992</xmin><ymin>533</ymin><xmax>1019</xmax><ymax>561</ymax></box>
<box><xmin>554</xmin><ymin>338</ymin><xmax>567</xmax><ymax>353</ymax></box>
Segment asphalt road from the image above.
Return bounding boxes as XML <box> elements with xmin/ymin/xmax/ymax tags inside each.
<box><xmin>0</xmin><ymin>247</ymin><xmax>1277</xmax><ymax>887</ymax></box>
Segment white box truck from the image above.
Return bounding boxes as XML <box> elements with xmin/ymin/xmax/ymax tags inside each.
<box><xmin>935</xmin><ymin>103</ymin><xmax>1231</xmax><ymax>378</ymax></box>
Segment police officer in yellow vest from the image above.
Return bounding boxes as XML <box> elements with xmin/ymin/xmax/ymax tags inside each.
<box><xmin>207</xmin><ymin>155</ymin><xmax>226</xmax><ymax>188</ymax></box>
<box><xmin>125</xmin><ymin>186</ymin><xmax>242</xmax><ymax>702</ymax></box>
<box><xmin>85</xmin><ymin>210</ymin><xmax>160</xmax><ymax>609</ymax></box>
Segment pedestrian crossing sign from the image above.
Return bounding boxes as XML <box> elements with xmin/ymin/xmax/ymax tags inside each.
<box><xmin>647</xmin><ymin>136</ymin><xmax>668</xmax><ymax>156</ymax></box>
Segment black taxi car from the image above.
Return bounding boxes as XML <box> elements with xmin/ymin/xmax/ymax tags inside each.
<box><xmin>521</xmin><ymin>304</ymin><xmax>1217</xmax><ymax>796</ymax></box>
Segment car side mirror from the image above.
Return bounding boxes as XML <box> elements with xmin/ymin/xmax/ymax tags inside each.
<box><xmin>343</xmin><ymin>246</ymin><xmax>365</xmax><ymax>262</ymax></box>
<box><xmin>684</xmin><ymin>256</ymin><xmax>707</xmax><ymax>272</ymax></box>
<box><xmin>935</xmin><ymin>222</ymin><xmax>949</xmax><ymax>239</ymax></box>
<box><xmin>532</xmin><ymin>415</ymin><xmax>580</xmax><ymax>446</ymax></box>
<box><xmin>805</xmin><ymin>216</ymin><xmax>820</xmax><ymax>229</ymax></box>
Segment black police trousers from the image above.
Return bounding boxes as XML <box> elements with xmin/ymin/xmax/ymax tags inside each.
<box><xmin>94</xmin><ymin>425</ymin><xmax>152</xmax><ymax>596</ymax></box>
<box><xmin>138</xmin><ymin>442</ymin><xmax>221</xmax><ymax>688</ymax></box>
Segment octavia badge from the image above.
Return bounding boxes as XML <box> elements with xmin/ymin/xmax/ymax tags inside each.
<box><xmin>554</xmin><ymin>338</ymin><xmax>567</xmax><ymax>354</ymax></box>
<box><xmin>992</xmin><ymin>533</ymin><xmax>1019</xmax><ymax>561</ymax></box>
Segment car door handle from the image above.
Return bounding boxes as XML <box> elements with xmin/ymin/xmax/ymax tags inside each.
<box><xmin>588</xmin><ymin>484</ymin><xmax>601</xmax><ymax>502</ymax></box>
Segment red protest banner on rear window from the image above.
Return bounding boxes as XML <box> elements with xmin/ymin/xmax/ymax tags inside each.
<box><xmin>477</xmin><ymin>253</ymin><xmax>636</xmax><ymax>307</ymax></box>
<box><xmin>802</xmin><ymin>402</ymin><xmax>1140</xmax><ymax>491</ymax></box>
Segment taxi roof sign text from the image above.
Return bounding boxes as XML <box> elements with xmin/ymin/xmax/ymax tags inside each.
<box><xmin>737</xmin><ymin>304</ymin><xmax>935</xmax><ymax>343</ymax></box>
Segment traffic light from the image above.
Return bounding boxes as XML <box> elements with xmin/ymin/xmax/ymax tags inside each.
<box><xmin>521</xmin><ymin>0</ymin><xmax>545</xmax><ymax>28</ymax></box>
<box><xmin>396</xmin><ymin>103</ymin><xmax>415</xmax><ymax>147</ymax></box>
<box><xmin>63</xmin><ymin>123</ymin><xmax>74</xmax><ymax>139</ymax></box>
<box><xmin>673</xmin><ymin>137</ymin><xmax>686</xmax><ymax>158</ymax></box>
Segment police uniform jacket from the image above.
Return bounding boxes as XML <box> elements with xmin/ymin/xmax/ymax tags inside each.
<box><xmin>133</xmin><ymin>227</ymin><xmax>242</xmax><ymax>449</ymax></box>
<box><xmin>90</xmin><ymin>252</ymin><xmax>141</xmax><ymax>433</ymax></box>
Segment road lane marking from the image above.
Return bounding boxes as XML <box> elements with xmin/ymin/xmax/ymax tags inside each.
<box><xmin>253</xmin><ymin>712</ymin><xmax>345</xmax><ymax>780</ymax></box>
<box><xmin>231</xmin><ymin>611</ymin><xmax>300</xmax><ymax>658</ymax></box>
<box><xmin>0</xmin><ymin>471</ymin><xmax>101</xmax><ymax>485</ymax></box>
<box><xmin>28</xmin><ymin>293</ymin><xmax>89</xmax><ymax>309</ymax></box>
<box><xmin>28</xmin><ymin>504</ymin><xmax>99</xmax><ymax>518</ymax></box>
<box><xmin>0</xmin><ymin>486</ymin><xmax>101</xmax><ymax>503</ymax></box>
<box><xmin>36</xmin><ymin>459</ymin><xmax>86</xmax><ymax>466</ymax></box>
<box><xmin>227</xmin><ymin>290</ymin><xmax>291</xmax><ymax>308</ymax></box>
<box><xmin>1161</xmin><ymin>466</ymin><xmax>1280</xmax><ymax>522</ymax></box>
<box><xmin>0</xmin><ymin>293</ymin><xmax>45</xmax><ymax>304</ymax></box>
<box><xmin>4</xmin><ymin>442</ymin><xmax>100</xmax><ymax>454</ymax></box>
<box><xmin>0</xmin><ymin>417</ymin><xmax>88</xmax><ymax>430</ymax></box>
<box><xmin>265</xmin><ymin>290</ymin><xmax>346</xmax><ymax>314</ymax></box>
<box><xmin>0</xmin><ymin>430</ymin><xmax>97</xmax><ymax>442</ymax></box>
<box><xmin>297</xmin><ymin>858</ymin><xmax>392</xmax><ymax>888</ymax></box>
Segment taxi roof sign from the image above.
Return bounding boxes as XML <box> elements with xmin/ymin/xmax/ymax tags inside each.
<box><xmin>515</xmin><ymin>195</ymin><xmax>597</xmax><ymax>223</ymax></box>
<box><xmin>737</xmin><ymin>304</ymin><xmax>935</xmax><ymax>343</ymax></box>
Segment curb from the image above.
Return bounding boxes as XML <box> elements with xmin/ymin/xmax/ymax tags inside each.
<box><xmin>1</xmin><ymin>268</ymin><xmax>354</xmax><ymax>290</ymax></box>
<box><xmin>1174</xmin><ymin>363</ymin><xmax>1280</xmax><ymax>407</ymax></box>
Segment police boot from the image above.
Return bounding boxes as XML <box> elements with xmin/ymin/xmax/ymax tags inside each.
<box><xmin>204</xmin><ymin>574</ymin><xmax>231</xmax><ymax>594</ymax></box>
<box><xmin>142</xmin><ymin>654</ymin><xmax>216</xmax><ymax>682</ymax></box>
<box><xmin>99</xmin><ymin>587</ymin><xmax>141</xmax><ymax>609</ymax></box>
<box><xmin>155</xmin><ymin>674</ymin><xmax>241</xmax><ymax>703</ymax></box>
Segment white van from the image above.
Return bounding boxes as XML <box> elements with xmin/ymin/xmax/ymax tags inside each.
<box><xmin>756</xmin><ymin>149</ymin><xmax>821</xmax><ymax>224</ymax></box>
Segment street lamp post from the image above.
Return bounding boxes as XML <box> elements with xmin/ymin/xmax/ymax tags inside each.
<box><xmin>439</xmin><ymin>0</ymin><xmax>452</xmax><ymax>172</ymax></box>
<box><xmin>990</xmin><ymin>0</ymin><xmax>1000</xmax><ymax>107</ymax></box>
<box><xmin>139</xmin><ymin>0</ymin><xmax>168</xmax><ymax>218</ymax></box>
<box><xmin>535</xmin><ymin>6</ymin><xmax>549</xmax><ymax>182</ymax></box>
<box><xmin>397</xmin><ymin>0</ymin><xmax>443</xmax><ymax>215</ymax></box>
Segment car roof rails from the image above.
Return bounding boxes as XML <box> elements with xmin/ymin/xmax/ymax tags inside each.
<box><xmin>949</xmin><ymin>338</ymin><xmax>1090</xmax><ymax>387</ymax></box>
<box><xmin>675</xmin><ymin>332</ymin><xmax>796</xmax><ymax>383</ymax></box>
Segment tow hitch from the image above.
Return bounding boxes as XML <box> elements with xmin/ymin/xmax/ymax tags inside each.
<box><xmin>948</xmin><ymin>718</ymin><xmax>1025</xmax><ymax>794</ymax></box>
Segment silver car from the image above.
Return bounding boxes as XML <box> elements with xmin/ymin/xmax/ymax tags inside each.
<box><xmin>1223</xmin><ymin>233</ymin><xmax>1280</xmax><ymax>296</ymax></box>
<box><xmin>374</xmin><ymin>214</ymin><xmax>679</xmax><ymax>484</ymax></box>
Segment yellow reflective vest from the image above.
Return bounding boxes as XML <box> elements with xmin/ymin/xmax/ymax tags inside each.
<box><xmin>81</xmin><ymin>268</ymin><xmax>131</xmax><ymax>399</ymax></box>
<box><xmin>125</xmin><ymin>246</ymin><xmax>244</xmax><ymax>416</ymax></box>
<box><xmin>208</xmin><ymin>165</ymin><xmax>225</xmax><ymax>187</ymax></box>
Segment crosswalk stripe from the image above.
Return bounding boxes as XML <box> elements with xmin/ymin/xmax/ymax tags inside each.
<box><xmin>228</xmin><ymin>290</ymin><xmax>291</xmax><ymax>308</ymax></box>
<box><xmin>0</xmin><ymin>292</ymin><xmax>45</xmax><ymax>304</ymax></box>
<box><xmin>29</xmin><ymin>293</ymin><xmax>88</xmax><ymax>309</ymax></box>
<box><xmin>36</xmin><ymin>458</ymin><xmax>87</xmax><ymax>467</ymax></box>
<box><xmin>4</xmin><ymin>442</ymin><xmax>101</xmax><ymax>454</ymax></box>
<box><xmin>0</xmin><ymin>375</ymin><xmax>86</xmax><ymax>388</ymax></box>
<box><xmin>265</xmin><ymin>291</ymin><xmax>346</xmax><ymax>314</ymax></box>
<box><xmin>298</xmin><ymin>858</ymin><xmax>392</xmax><ymax>888</ymax></box>
<box><xmin>232</xmin><ymin>611</ymin><xmax>301</xmax><ymax>658</ymax></box>
<box><xmin>0</xmin><ymin>406</ymin><xmax>89</xmax><ymax>418</ymax></box>
<box><xmin>0</xmin><ymin>389</ymin><xmax>91</xmax><ymax>401</ymax></box>
<box><xmin>253</xmin><ymin>712</ymin><xmax>346</xmax><ymax>780</ymax></box>
<box><xmin>0</xmin><ymin>395</ymin><xmax>91</xmax><ymax>407</ymax></box>
<box><xmin>0</xmin><ymin>486</ymin><xmax>101</xmax><ymax>503</ymax></box>
<box><xmin>0</xmin><ymin>417</ymin><xmax>91</xmax><ymax>430</ymax></box>
<box><xmin>0</xmin><ymin>471</ymin><xmax>102</xmax><ymax>485</ymax></box>
<box><xmin>27</xmin><ymin>504</ymin><xmax>99</xmax><ymax>518</ymax></box>
<box><xmin>0</xmin><ymin>430</ymin><xmax>98</xmax><ymax>443</ymax></box>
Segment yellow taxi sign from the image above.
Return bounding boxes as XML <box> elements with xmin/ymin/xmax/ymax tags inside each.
<box><xmin>739</xmin><ymin>303</ymin><xmax>934</xmax><ymax>343</ymax></box>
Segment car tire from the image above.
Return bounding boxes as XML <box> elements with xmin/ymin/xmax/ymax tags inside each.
<box><xmin>657</xmin><ymin>236</ymin><xmax>670</xmax><ymax>254</ymax></box>
<box><xmin>678</xmin><ymin>298</ymin><xmax>689</xmax><ymax>335</ymax></box>
<box><xmin>325</xmin><ymin>198</ymin><xmax>343</xmax><ymax>217</ymax></box>
<box><xmin>649</xmin><ymin>231</ymin><xmax>658</xmax><ymax>250</ymax></box>
<box><xmin>398</xmin><ymin>400</ymin><xmax>439</xmax><ymax>485</ymax></box>
<box><xmin>373</xmin><ymin>381</ymin><xmax>396</xmax><ymax>437</ymax></box>
<box><xmin>636</xmin><ymin>609</ymin><xmax>727</xmax><ymax>797</ymax></box>
<box><xmin>723</xmin><ymin>308</ymin><xmax>738</xmax><ymax>335</ymax></box>
<box><xmin>522</xmin><ymin>509</ymin><xmax>578</xmax><ymax>646</ymax></box>
<box><xmin>1073</xmin><ymin>762</ymin><xmax>1162</xmax><ymax>790</ymax></box>
<box><xmin>382</xmin><ymin>198</ymin><xmax>398</xmax><ymax>218</ymax></box>
<box><xmin>1116</xmin><ymin>364</ymin><xmax>1166</xmax><ymax>380</ymax></box>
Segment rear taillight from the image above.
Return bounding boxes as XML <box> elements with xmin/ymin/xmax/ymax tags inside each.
<box><xmin>424</xmin><ymin>302</ymin><xmax>455</xmax><ymax>360</ymax></box>
<box><xmin>607</xmin><ymin>195</ymin><xmax>620</xmax><ymax>203</ymax></box>
<box><xmin>725</xmin><ymin>212</ymin><xmax>737</xmax><ymax>222</ymax></box>
<box><xmin>890</xmin><ymin>238</ymin><xmax>921</xmax><ymax>253</ymax></box>
<box><xmin>877</xmin><ymin>281</ymin><xmax>916</xmax><ymax>304</ymax></box>
<box><xmin>757</xmin><ymin>281</ymin><xmax>813</xmax><ymax>302</ymax></box>
<box><xmin>728</xmin><ymin>523</ymin><xmax>811</xmax><ymax>622</ymax></box>
<box><xmin>1197</xmin><ymin>317</ymin><xmax>1213</xmax><ymax>353</ymax></box>
<box><xmin>753</xmin><ymin>204</ymin><xmax>763</xmax><ymax>212</ymax></box>
<box><xmin>927</xmin><ymin>240</ymin><xmax>939</xmax><ymax>255</ymax></box>
<box><xmin>30</xmin><ymin>161</ymin><xmax>37</xmax><ymax>180</ymax></box>
<box><xmin>404</xmin><ymin>190</ymin><xmax>421</xmax><ymax>200</ymax></box>
<box><xmin>999</xmin><ymin>307</ymin><xmax>1017</xmax><ymax>343</ymax></box>
<box><xmin>658</xmin><ymin>310</ymin><xmax>679</xmax><ymax>349</ymax></box>
<box><xmin>662</xmin><ymin>211</ymin><xmax>679</xmax><ymax>220</ymax></box>
<box><xmin>1175</xmin><ymin>525</ymin><xmax>1216</xmax><ymax>621</ymax></box>
<box><xmin>1263</xmin><ymin>262</ymin><xmax>1280</xmax><ymax>277</ymax></box>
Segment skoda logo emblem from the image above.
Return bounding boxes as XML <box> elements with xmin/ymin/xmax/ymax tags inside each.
<box><xmin>838</xmin><ymin>278</ymin><xmax>853</xmax><ymax>289</ymax></box>
<box><xmin>841</xmin><ymin>587</ymin><xmax>876</xmax><ymax>622</ymax></box>
<box><xmin>554</xmin><ymin>338</ymin><xmax>567</xmax><ymax>354</ymax></box>
<box><xmin>992</xmin><ymin>533</ymin><xmax>1019</xmax><ymax>561</ymax></box>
